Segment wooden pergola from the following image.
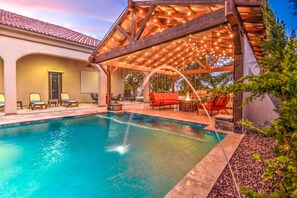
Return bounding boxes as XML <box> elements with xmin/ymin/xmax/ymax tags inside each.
<box><xmin>89</xmin><ymin>0</ymin><xmax>265</xmax><ymax>132</ymax></box>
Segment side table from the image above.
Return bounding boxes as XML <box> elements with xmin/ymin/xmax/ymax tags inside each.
<box><xmin>17</xmin><ymin>101</ymin><xmax>23</xmax><ymax>109</ymax></box>
<box><xmin>48</xmin><ymin>99</ymin><xmax>59</xmax><ymax>107</ymax></box>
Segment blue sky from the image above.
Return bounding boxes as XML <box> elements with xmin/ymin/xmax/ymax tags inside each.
<box><xmin>0</xmin><ymin>0</ymin><xmax>295</xmax><ymax>39</ymax></box>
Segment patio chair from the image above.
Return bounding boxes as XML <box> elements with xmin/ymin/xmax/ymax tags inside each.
<box><xmin>61</xmin><ymin>92</ymin><xmax>79</xmax><ymax>107</ymax></box>
<box><xmin>0</xmin><ymin>93</ymin><xmax>4</xmax><ymax>110</ymax></box>
<box><xmin>197</xmin><ymin>94</ymin><xmax>230</xmax><ymax>116</ymax></box>
<box><xmin>112</xmin><ymin>94</ymin><xmax>122</xmax><ymax>102</ymax></box>
<box><xmin>29</xmin><ymin>93</ymin><xmax>47</xmax><ymax>110</ymax></box>
<box><xmin>90</xmin><ymin>93</ymin><xmax>98</xmax><ymax>104</ymax></box>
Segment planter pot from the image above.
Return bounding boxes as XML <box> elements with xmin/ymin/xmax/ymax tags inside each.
<box><xmin>108</xmin><ymin>103</ymin><xmax>122</xmax><ymax>111</ymax></box>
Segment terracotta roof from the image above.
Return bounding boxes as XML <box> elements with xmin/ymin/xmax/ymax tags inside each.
<box><xmin>0</xmin><ymin>9</ymin><xmax>100</xmax><ymax>47</ymax></box>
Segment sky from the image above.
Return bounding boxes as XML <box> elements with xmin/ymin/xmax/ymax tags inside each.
<box><xmin>0</xmin><ymin>0</ymin><xmax>295</xmax><ymax>40</ymax></box>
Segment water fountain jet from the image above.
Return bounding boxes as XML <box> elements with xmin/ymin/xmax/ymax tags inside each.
<box><xmin>107</xmin><ymin>113</ymin><xmax>133</xmax><ymax>155</ymax></box>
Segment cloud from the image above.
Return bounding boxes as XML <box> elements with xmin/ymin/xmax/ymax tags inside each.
<box><xmin>0</xmin><ymin>0</ymin><xmax>127</xmax><ymax>22</ymax></box>
<box><xmin>0</xmin><ymin>0</ymin><xmax>127</xmax><ymax>39</ymax></box>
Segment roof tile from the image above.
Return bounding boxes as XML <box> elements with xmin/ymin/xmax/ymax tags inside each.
<box><xmin>0</xmin><ymin>9</ymin><xmax>100</xmax><ymax>47</ymax></box>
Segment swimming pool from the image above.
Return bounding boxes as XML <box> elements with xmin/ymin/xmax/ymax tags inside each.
<box><xmin>0</xmin><ymin>112</ymin><xmax>225</xmax><ymax>197</ymax></box>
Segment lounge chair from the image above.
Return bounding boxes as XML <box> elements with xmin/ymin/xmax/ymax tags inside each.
<box><xmin>197</xmin><ymin>94</ymin><xmax>230</xmax><ymax>116</ymax></box>
<box><xmin>0</xmin><ymin>93</ymin><xmax>4</xmax><ymax>110</ymax></box>
<box><xmin>61</xmin><ymin>92</ymin><xmax>79</xmax><ymax>107</ymax></box>
<box><xmin>29</xmin><ymin>93</ymin><xmax>47</xmax><ymax>110</ymax></box>
<box><xmin>112</xmin><ymin>94</ymin><xmax>122</xmax><ymax>102</ymax></box>
<box><xmin>90</xmin><ymin>93</ymin><xmax>98</xmax><ymax>104</ymax></box>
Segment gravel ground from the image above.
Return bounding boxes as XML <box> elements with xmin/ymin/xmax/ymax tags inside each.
<box><xmin>208</xmin><ymin>131</ymin><xmax>278</xmax><ymax>197</ymax></box>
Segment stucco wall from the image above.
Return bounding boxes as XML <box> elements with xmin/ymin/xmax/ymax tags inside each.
<box><xmin>0</xmin><ymin>58</ymin><xmax>3</xmax><ymax>93</ymax></box>
<box><xmin>242</xmin><ymin>36</ymin><xmax>278</xmax><ymax>126</ymax></box>
<box><xmin>111</xmin><ymin>68</ymin><xmax>125</xmax><ymax>96</ymax></box>
<box><xmin>16</xmin><ymin>54</ymin><xmax>98</xmax><ymax>106</ymax></box>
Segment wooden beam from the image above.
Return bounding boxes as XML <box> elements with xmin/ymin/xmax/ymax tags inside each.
<box><xmin>116</xmin><ymin>24</ymin><xmax>134</xmax><ymax>44</ymax></box>
<box><xmin>111</xmin><ymin>67</ymin><xmax>119</xmax><ymax>74</ymax></box>
<box><xmin>232</xmin><ymin>24</ymin><xmax>243</xmax><ymax>133</ymax></box>
<box><xmin>136</xmin><ymin>7</ymin><xmax>167</xmax><ymax>28</ymax></box>
<box><xmin>225</xmin><ymin>0</ymin><xmax>244</xmax><ymax>31</ymax></box>
<box><xmin>132</xmin><ymin>0</ymin><xmax>262</xmax><ymax>6</ymax></box>
<box><xmin>131</xmin><ymin>8</ymin><xmax>135</xmax><ymax>40</ymax></box>
<box><xmin>97</xmin><ymin>64</ymin><xmax>109</xmax><ymax>75</ymax></box>
<box><xmin>90</xmin><ymin>8</ymin><xmax>129</xmax><ymax>58</ymax></box>
<box><xmin>208</xmin><ymin>56</ymin><xmax>220</xmax><ymax>68</ymax></box>
<box><xmin>181</xmin><ymin>65</ymin><xmax>233</xmax><ymax>75</ymax></box>
<box><xmin>104</xmin><ymin>61</ymin><xmax>174</xmax><ymax>76</ymax></box>
<box><xmin>169</xmin><ymin>75</ymin><xmax>178</xmax><ymax>93</ymax></box>
<box><xmin>196</xmin><ymin>59</ymin><xmax>208</xmax><ymax>69</ymax></box>
<box><xmin>134</xmin><ymin>6</ymin><xmax>156</xmax><ymax>40</ymax></box>
<box><xmin>132</xmin><ymin>0</ymin><xmax>226</xmax><ymax>6</ymax></box>
<box><xmin>93</xmin><ymin>8</ymin><xmax>226</xmax><ymax>63</ymax></box>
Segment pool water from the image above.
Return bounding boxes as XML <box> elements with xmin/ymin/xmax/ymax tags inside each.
<box><xmin>0</xmin><ymin>113</ymin><xmax>225</xmax><ymax>198</ymax></box>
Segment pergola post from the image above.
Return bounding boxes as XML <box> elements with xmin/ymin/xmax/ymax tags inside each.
<box><xmin>107</xmin><ymin>66</ymin><xmax>112</xmax><ymax>109</ymax></box>
<box><xmin>225</xmin><ymin>0</ymin><xmax>245</xmax><ymax>133</ymax></box>
<box><xmin>143</xmin><ymin>72</ymin><xmax>150</xmax><ymax>103</ymax></box>
<box><xmin>170</xmin><ymin>75</ymin><xmax>178</xmax><ymax>93</ymax></box>
<box><xmin>232</xmin><ymin>24</ymin><xmax>243</xmax><ymax>133</ymax></box>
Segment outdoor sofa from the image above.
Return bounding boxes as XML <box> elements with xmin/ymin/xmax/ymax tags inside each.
<box><xmin>149</xmin><ymin>92</ymin><xmax>179</xmax><ymax>110</ymax></box>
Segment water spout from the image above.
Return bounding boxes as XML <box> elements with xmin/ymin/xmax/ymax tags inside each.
<box><xmin>107</xmin><ymin>113</ymin><xmax>133</xmax><ymax>155</ymax></box>
<box><xmin>142</xmin><ymin>65</ymin><xmax>241</xmax><ymax>197</ymax></box>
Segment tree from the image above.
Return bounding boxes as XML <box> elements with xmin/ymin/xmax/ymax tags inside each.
<box><xmin>124</xmin><ymin>72</ymin><xmax>143</xmax><ymax>100</ymax></box>
<box><xmin>216</xmin><ymin>2</ymin><xmax>297</xmax><ymax>196</ymax></box>
<box><xmin>176</xmin><ymin>55</ymin><xmax>233</xmax><ymax>94</ymax></box>
<box><xmin>149</xmin><ymin>74</ymin><xmax>171</xmax><ymax>92</ymax></box>
<box><xmin>289</xmin><ymin>0</ymin><xmax>297</xmax><ymax>16</ymax></box>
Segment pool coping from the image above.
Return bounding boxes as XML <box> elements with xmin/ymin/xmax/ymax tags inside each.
<box><xmin>0</xmin><ymin>109</ymin><xmax>243</xmax><ymax>197</ymax></box>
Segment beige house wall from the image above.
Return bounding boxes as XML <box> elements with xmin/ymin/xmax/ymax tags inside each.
<box><xmin>111</xmin><ymin>68</ymin><xmax>125</xmax><ymax>97</ymax></box>
<box><xmin>16</xmin><ymin>54</ymin><xmax>97</xmax><ymax>106</ymax></box>
<box><xmin>0</xmin><ymin>58</ymin><xmax>3</xmax><ymax>93</ymax></box>
<box><xmin>242</xmin><ymin>35</ymin><xmax>278</xmax><ymax>126</ymax></box>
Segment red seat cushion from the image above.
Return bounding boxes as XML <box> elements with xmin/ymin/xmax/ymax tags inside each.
<box><xmin>156</xmin><ymin>93</ymin><xmax>163</xmax><ymax>100</ymax></box>
<box><xmin>169</xmin><ymin>93</ymin><xmax>178</xmax><ymax>100</ymax></box>
<box><xmin>150</xmin><ymin>92</ymin><xmax>157</xmax><ymax>100</ymax></box>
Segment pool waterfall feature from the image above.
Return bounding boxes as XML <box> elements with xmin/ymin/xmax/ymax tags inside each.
<box><xmin>142</xmin><ymin>65</ymin><xmax>241</xmax><ymax>197</ymax></box>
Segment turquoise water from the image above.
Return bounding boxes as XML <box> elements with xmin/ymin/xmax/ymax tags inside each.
<box><xmin>0</xmin><ymin>113</ymin><xmax>225</xmax><ymax>198</ymax></box>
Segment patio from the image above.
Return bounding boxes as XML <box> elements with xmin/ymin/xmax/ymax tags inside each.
<box><xmin>0</xmin><ymin>102</ymin><xmax>232</xmax><ymax>130</ymax></box>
